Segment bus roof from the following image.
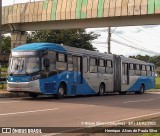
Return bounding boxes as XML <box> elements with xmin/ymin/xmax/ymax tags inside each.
<box><xmin>12</xmin><ymin>43</ymin><xmax>66</xmax><ymax>52</ymax></box>
<box><xmin>11</xmin><ymin>43</ymin><xmax>154</xmax><ymax>66</ymax></box>
<box><xmin>12</xmin><ymin>42</ymin><xmax>113</xmax><ymax>59</ymax></box>
<box><xmin>62</xmin><ymin>45</ymin><xmax>113</xmax><ymax>59</ymax></box>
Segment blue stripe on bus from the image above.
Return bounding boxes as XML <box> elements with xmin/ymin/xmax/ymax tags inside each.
<box><xmin>127</xmin><ymin>76</ymin><xmax>155</xmax><ymax>92</ymax></box>
<box><xmin>39</xmin><ymin>71</ymin><xmax>96</xmax><ymax>95</ymax></box>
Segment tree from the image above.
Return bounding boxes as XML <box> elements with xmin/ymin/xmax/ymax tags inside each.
<box><xmin>149</xmin><ymin>56</ymin><xmax>160</xmax><ymax>68</ymax></box>
<box><xmin>129</xmin><ymin>54</ymin><xmax>160</xmax><ymax>68</ymax></box>
<box><xmin>129</xmin><ymin>55</ymin><xmax>150</xmax><ymax>62</ymax></box>
<box><xmin>27</xmin><ymin>29</ymin><xmax>99</xmax><ymax>51</ymax></box>
<box><xmin>1</xmin><ymin>35</ymin><xmax>11</xmax><ymax>53</ymax></box>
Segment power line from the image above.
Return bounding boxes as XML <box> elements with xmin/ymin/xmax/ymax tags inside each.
<box><xmin>92</xmin><ymin>41</ymin><xmax>107</xmax><ymax>44</ymax></box>
<box><xmin>111</xmin><ymin>27</ymin><xmax>117</xmax><ymax>34</ymax></box>
<box><xmin>113</xmin><ymin>33</ymin><xmax>160</xmax><ymax>55</ymax></box>
<box><xmin>92</xmin><ymin>39</ymin><xmax>160</xmax><ymax>56</ymax></box>
<box><xmin>136</xmin><ymin>27</ymin><xmax>160</xmax><ymax>39</ymax></box>
<box><xmin>111</xmin><ymin>38</ymin><xmax>160</xmax><ymax>55</ymax></box>
<box><xmin>119</xmin><ymin>34</ymin><xmax>142</xmax><ymax>43</ymax></box>
<box><xmin>142</xmin><ymin>26</ymin><xmax>160</xmax><ymax>35</ymax></box>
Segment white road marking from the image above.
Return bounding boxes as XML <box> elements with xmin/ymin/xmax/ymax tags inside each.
<box><xmin>41</xmin><ymin>111</ymin><xmax>160</xmax><ymax>136</ymax></box>
<box><xmin>114</xmin><ymin>111</ymin><xmax>160</xmax><ymax>122</ymax></box>
<box><xmin>0</xmin><ymin>108</ymin><xmax>59</xmax><ymax>116</ymax></box>
<box><xmin>0</xmin><ymin>101</ymin><xmax>20</xmax><ymax>104</ymax></box>
<box><xmin>42</xmin><ymin>133</ymin><xmax>61</xmax><ymax>136</ymax></box>
<box><xmin>88</xmin><ymin>111</ymin><xmax>160</xmax><ymax>127</ymax></box>
<box><xmin>123</xmin><ymin>99</ymin><xmax>157</xmax><ymax>103</ymax></box>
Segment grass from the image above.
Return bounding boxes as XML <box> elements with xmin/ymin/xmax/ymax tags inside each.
<box><xmin>141</xmin><ymin>134</ymin><xmax>160</xmax><ymax>136</ymax></box>
<box><xmin>140</xmin><ymin>116</ymin><xmax>160</xmax><ymax>136</ymax></box>
<box><xmin>156</xmin><ymin>77</ymin><xmax>160</xmax><ymax>89</ymax></box>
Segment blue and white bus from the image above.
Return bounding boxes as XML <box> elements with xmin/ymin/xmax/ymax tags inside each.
<box><xmin>7</xmin><ymin>43</ymin><xmax>155</xmax><ymax>98</ymax></box>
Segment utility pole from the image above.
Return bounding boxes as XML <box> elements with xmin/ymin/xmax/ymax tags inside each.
<box><xmin>108</xmin><ymin>27</ymin><xmax>111</xmax><ymax>54</ymax></box>
<box><xmin>0</xmin><ymin>0</ymin><xmax>2</xmax><ymax>53</ymax></box>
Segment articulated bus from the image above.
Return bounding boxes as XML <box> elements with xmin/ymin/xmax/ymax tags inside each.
<box><xmin>7</xmin><ymin>43</ymin><xmax>155</xmax><ymax>98</ymax></box>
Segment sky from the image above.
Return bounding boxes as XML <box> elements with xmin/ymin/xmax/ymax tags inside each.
<box><xmin>2</xmin><ymin>0</ymin><xmax>160</xmax><ymax>57</ymax></box>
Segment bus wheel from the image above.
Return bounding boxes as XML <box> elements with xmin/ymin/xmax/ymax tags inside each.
<box><xmin>135</xmin><ymin>84</ymin><xmax>145</xmax><ymax>94</ymax></box>
<box><xmin>98</xmin><ymin>84</ymin><xmax>105</xmax><ymax>96</ymax></box>
<box><xmin>29</xmin><ymin>93</ymin><xmax>38</xmax><ymax>98</ymax></box>
<box><xmin>55</xmin><ymin>84</ymin><xmax>65</xmax><ymax>99</ymax></box>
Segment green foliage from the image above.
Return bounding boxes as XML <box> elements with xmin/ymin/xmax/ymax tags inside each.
<box><xmin>129</xmin><ymin>55</ymin><xmax>160</xmax><ymax>76</ymax></box>
<box><xmin>129</xmin><ymin>55</ymin><xmax>151</xmax><ymax>62</ymax></box>
<box><xmin>0</xmin><ymin>84</ymin><xmax>6</xmax><ymax>90</ymax></box>
<box><xmin>156</xmin><ymin>77</ymin><xmax>160</xmax><ymax>89</ymax></box>
<box><xmin>129</xmin><ymin>55</ymin><xmax>160</xmax><ymax>68</ymax></box>
<box><xmin>1</xmin><ymin>35</ymin><xmax>11</xmax><ymax>53</ymax></box>
<box><xmin>27</xmin><ymin>29</ymin><xmax>99</xmax><ymax>51</ymax></box>
<box><xmin>140</xmin><ymin>131</ymin><xmax>160</xmax><ymax>136</ymax></box>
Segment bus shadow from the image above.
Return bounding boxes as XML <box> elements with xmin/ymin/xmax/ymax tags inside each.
<box><xmin>22</xmin><ymin>92</ymin><xmax>160</xmax><ymax>110</ymax></box>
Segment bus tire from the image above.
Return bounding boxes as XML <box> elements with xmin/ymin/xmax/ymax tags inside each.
<box><xmin>98</xmin><ymin>83</ymin><xmax>105</xmax><ymax>96</ymax></box>
<box><xmin>135</xmin><ymin>84</ymin><xmax>145</xmax><ymax>94</ymax></box>
<box><xmin>55</xmin><ymin>84</ymin><xmax>65</xmax><ymax>99</ymax></box>
<box><xmin>29</xmin><ymin>93</ymin><xmax>38</xmax><ymax>98</ymax></box>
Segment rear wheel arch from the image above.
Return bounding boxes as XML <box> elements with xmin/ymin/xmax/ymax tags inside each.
<box><xmin>58</xmin><ymin>81</ymin><xmax>67</xmax><ymax>95</ymax></box>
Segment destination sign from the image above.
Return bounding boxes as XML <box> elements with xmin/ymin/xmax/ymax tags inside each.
<box><xmin>12</xmin><ymin>52</ymin><xmax>37</xmax><ymax>56</ymax></box>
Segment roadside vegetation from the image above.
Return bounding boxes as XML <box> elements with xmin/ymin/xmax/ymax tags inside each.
<box><xmin>156</xmin><ymin>77</ymin><xmax>160</xmax><ymax>89</ymax></box>
<box><xmin>0</xmin><ymin>65</ymin><xmax>7</xmax><ymax>90</ymax></box>
<box><xmin>140</xmin><ymin>117</ymin><xmax>160</xmax><ymax>136</ymax></box>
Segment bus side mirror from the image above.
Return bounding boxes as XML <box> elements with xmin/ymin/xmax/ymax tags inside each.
<box><xmin>43</xmin><ymin>58</ymin><xmax>50</xmax><ymax>67</ymax></box>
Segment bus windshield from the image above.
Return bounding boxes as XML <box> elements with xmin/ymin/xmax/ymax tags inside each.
<box><xmin>8</xmin><ymin>57</ymin><xmax>40</xmax><ymax>75</ymax></box>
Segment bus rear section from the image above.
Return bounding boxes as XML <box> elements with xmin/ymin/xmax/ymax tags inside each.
<box><xmin>117</xmin><ymin>56</ymin><xmax>155</xmax><ymax>94</ymax></box>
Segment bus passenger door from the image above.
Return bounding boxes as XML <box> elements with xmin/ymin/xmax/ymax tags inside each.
<box><xmin>122</xmin><ymin>63</ymin><xmax>129</xmax><ymax>85</ymax></box>
<box><xmin>113</xmin><ymin>56</ymin><xmax>121</xmax><ymax>92</ymax></box>
<box><xmin>73</xmin><ymin>56</ymin><xmax>82</xmax><ymax>84</ymax></box>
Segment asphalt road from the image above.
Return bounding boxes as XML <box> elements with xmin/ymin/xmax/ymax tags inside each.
<box><xmin>0</xmin><ymin>92</ymin><xmax>160</xmax><ymax>135</ymax></box>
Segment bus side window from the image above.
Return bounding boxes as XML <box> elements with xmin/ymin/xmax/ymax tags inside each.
<box><xmin>90</xmin><ymin>58</ymin><xmax>97</xmax><ymax>73</ymax></box>
<box><xmin>68</xmin><ymin>54</ymin><xmax>73</xmax><ymax>71</ymax></box>
<box><xmin>147</xmin><ymin>65</ymin><xmax>152</xmax><ymax>76</ymax></box>
<box><xmin>56</xmin><ymin>53</ymin><xmax>67</xmax><ymax>71</ymax></box>
<box><xmin>41</xmin><ymin>51</ymin><xmax>56</xmax><ymax>77</ymax></box>
<box><xmin>83</xmin><ymin>57</ymin><xmax>88</xmax><ymax>73</ymax></box>
<box><xmin>48</xmin><ymin>51</ymin><xmax>56</xmax><ymax>72</ymax></box>
<box><xmin>151</xmin><ymin>66</ymin><xmax>155</xmax><ymax>76</ymax></box>
<box><xmin>106</xmin><ymin>60</ymin><xmax>113</xmax><ymax>74</ymax></box>
<box><xmin>98</xmin><ymin>59</ymin><xmax>105</xmax><ymax>74</ymax></box>
<box><xmin>135</xmin><ymin>64</ymin><xmax>141</xmax><ymax>76</ymax></box>
<box><xmin>129</xmin><ymin>63</ymin><xmax>135</xmax><ymax>76</ymax></box>
<box><xmin>141</xmin><ymin>65</ymin><xmax>146</xmax><ymax>76</ymax></box>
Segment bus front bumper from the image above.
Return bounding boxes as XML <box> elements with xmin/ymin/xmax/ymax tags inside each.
<box><xmin>7</xmin><ymin>80</ymin><xmax>40</xmax><ymax>93</ymax></box>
